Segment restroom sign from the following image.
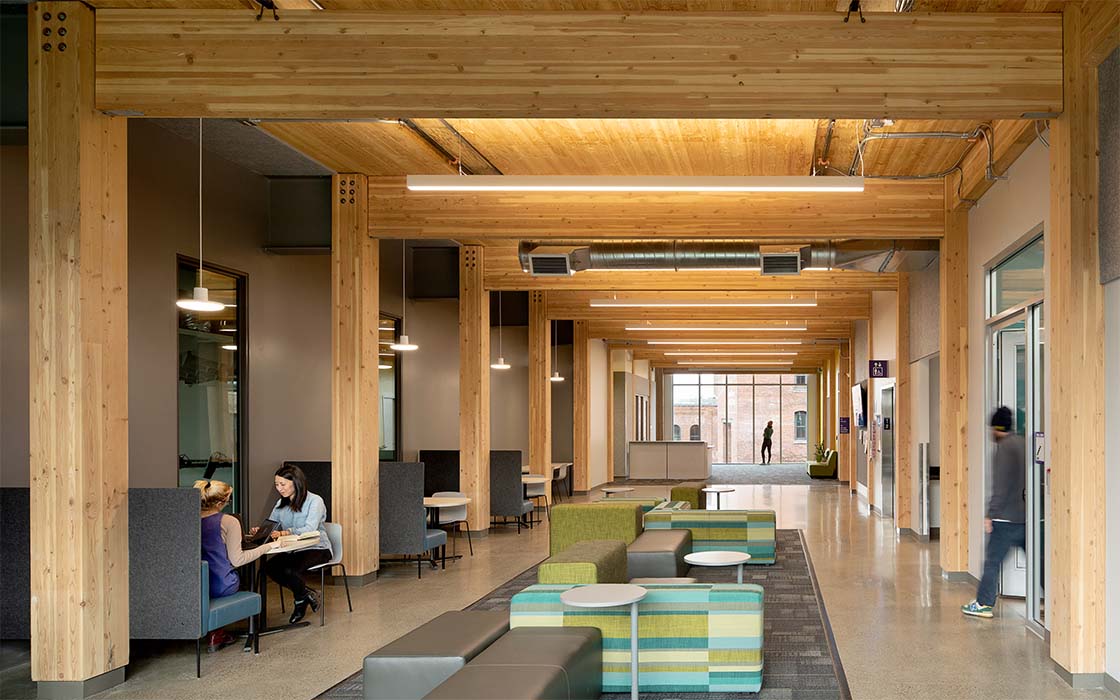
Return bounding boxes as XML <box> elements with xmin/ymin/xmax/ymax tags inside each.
<box><xmin>869</xmin><ymin>360</ymin><xmax>889</xmax><ymax>378</ymax></box>
<box><xmin>839</xmin><ymin>417</ymin><xmax>850</xmax><ymax>434</ymax></box>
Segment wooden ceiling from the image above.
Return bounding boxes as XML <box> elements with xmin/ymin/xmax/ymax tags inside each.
<box><xmin>263</xmin><ymin>118</ymin><xmax>986</xmax><ymax>179</ymax></box>
<box><xmin>84</xmin><ymin>0</ymin><xmax>1068</xmax><ymax>10</ymax></box>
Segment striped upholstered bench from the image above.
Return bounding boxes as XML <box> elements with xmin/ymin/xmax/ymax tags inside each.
<box><xmin>510</xmin><ymin>582</ymin><xmax>764</xmax><ymax>694</ymax></box>
<box><xmin>643</xmin><ymin>509</ymin><xmax>777</xmax><ymax>565</ymax></box>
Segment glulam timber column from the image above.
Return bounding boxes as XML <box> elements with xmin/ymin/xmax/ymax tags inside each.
<box><xmin>838</xmin><ymin>342</ymin><xmax>852</xmax><ymax>484</ymax></box>
<box><xmin>572</xmin><ymin>321</ymin><xmax>591</xmax><ymax>493</ymax></box>
<box><xmin>939</xmin><ymin>184</ymin><xmax>969</xmax><ymax>575</ymax></box>
<box><xmin>29</xmin><ymin>3</ymin><xmax>129</xmax><ymax>692</ymax></box>
<box><xmin>1046</xmin><ymin>1</ymin><xmax>1110</xmax><ymax>681</ymax></box>
<box><xmin>895</xmin><ymin>273</ymin><xmax>912</xmax><ymax>530</ymax></box>
<box><xmin>528</xmin><ymin>292</ymin><xmax>551</xmax><ymax>476</ymax></box>
<box><xmin>458</xmin><ymin>246</ymin><xmax>491</xmax><ymax>531</ymax></box>
<box><xmin>331</xmin><ymin>174</ymin><xmax>380</xmax><ymax>582</ymax></box>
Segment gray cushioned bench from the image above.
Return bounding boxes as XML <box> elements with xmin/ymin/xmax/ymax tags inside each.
<box><xmin>425</xmin><ymin>627</ymin><xmax>602</xmax><ymax>700</ymax></box>
<box><xmin>627</xmin><ymin>529</ymin><xmax>692</xmax><ymax>579</ymax></box>
<box><xmin>363</xmin><ymin>610</ymin><xmax>509</xmax><ymax>700</ymax></box>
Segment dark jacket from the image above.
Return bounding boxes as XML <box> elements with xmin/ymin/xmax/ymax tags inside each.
<box><xmin>987</xmin><ymin>433</ymin><xmax>1026</xmax><ymax>522</ymax></box>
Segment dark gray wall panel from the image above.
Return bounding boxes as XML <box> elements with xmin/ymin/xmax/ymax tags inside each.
<box><xmin>1100</xmin><ymin>47</ymin><xmax>1119</xmax><ymax>284</ymax></box>
<box><xmin>283</xmin><ymin>461</ymin><xmax>332</xmax><ymax>522</ymax></box>
<box><xmin>129</xmin><ymin>488</ymin><xmax>203</xmax><ymax>639</ymax></box>
<box><xmin>909</xmin><ymin>260</ymin><xmax>940</xmax><ymax>362</ymax></box>
<box><xmin>0</xmin><ymin>488</ymin><xmax>30</xmax><ymax>639</ymax></box>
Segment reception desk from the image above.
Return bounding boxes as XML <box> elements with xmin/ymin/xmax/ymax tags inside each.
<box><xmin>628</xmin><ymin>441</ymin><xmax>711</xmax><ymax>480</ymax></box>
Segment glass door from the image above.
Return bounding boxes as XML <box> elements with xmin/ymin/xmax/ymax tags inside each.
<box><xmin>990</xmin><ymin>316</ymin><xmax>1027</xmax><ymax>599</ymax></box>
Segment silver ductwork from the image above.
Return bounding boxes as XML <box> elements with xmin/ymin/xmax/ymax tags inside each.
<box><xmin>518</xmin><ymin>239</ymin><xmax>938</xmax><ymax>275</ymax></box>
<box><xmin>799</xmin><ymin>240</ymin><xmax>939</xmax><ymax>273</ymax></box>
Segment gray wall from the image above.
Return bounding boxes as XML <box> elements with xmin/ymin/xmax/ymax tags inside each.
<box><xmin>1</xmin><ymin>123</ymin><xmax>333</xmax><ymax>518</ymax></box>
<box><xmin>551</xmin><ymin>344</ymin><xmax>574</xmax><ymax>462</ymax></box>
<box><xmin>1</xmin><ymin>145</ymin><xmax>29</xmax><ymax>487</ymax></box>
<box><xmin>1100</xmin><ymin>48</ymin><xmax>1119</xmax><ymax>284</ymax></box>
<box><xmin>853</xmin><ymin>320</ymin><xmax>870</xmax><ymax>487</ymax></box>
<box><xmin>909</xmin><ymin>260</ymin><xmax>940</xmax><ymax>362</ymax></box>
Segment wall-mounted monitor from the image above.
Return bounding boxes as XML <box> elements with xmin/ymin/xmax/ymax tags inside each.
<box><xmin>851</xmin><ymin>383</ymin><xmax>868</xmax><ymax>429</ymax></box>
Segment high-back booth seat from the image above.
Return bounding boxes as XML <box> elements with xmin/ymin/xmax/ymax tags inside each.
<box><xmin>510</xmin><ymin>583</ymin><xmax>764</xmax><ymax>694</ymax></box>
<box><xmin>380</xmin><ymin>462</ymin><xmax>447</xmax><ymax>577</ymax></box>
<box><xmin>200</xmin><ymin>561</ymin><xmax>260</xmax><ymax>676</ymax></box>
<box><xmin>643</xmin><ymin>509</ymin><xmax>777</xmax><ymax>565</ymax></box>
<box><xmin>550</xmin><ymin>504</ymin><xmax>690</xmax><ymax>579</ymax></box>
<box><xmin>418</xmin><ymin>451</ymin><xmax>461</xmax><ymax>496</ymax></box>
<box><xmin>807</xmin><ymin>449</ymin><xmax>839</xmax><ymax>478</ymax></box>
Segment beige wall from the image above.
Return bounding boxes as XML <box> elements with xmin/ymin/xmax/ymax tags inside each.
<box><xmin>588</xmin><ymin>339</ymin><xmax>610</xmax><ymax>489</ymax></box>
<box><xmin>1</xmin><ymin>145</ymin><xmax>29</xmax><ymax>488</ymax></box>
<box><xmin>965</xmin><ymin>136</ymin><xmax>1048</xmax><ymax>578</ymax></box>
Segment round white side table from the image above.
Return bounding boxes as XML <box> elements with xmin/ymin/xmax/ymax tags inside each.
<box><xmin>701</xmin><ymin>485</ymin><xmax>734</xmax><ymax>510</ymax></box>
<box><xmin>601</xmin><ymin>486</ymin><xmax>635</xmax><ymax>498</ymax></box>
<box><xmin>684</xmin><ymin>550</ymin><xmax>752</xmax><ymax>584</ymax></box>
<box><xmin>561</xmin><ymin>584</ymin><xmax>647</xmax><ymax>700</ymax></box>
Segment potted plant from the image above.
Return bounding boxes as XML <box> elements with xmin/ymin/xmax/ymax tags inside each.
<box><xmin>814</xmin><ymin>442</ymin><xmax>828</xmax><ymax>463</ymax></box>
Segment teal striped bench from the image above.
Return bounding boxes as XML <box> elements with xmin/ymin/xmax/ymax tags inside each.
<box><xmin>510</xmin><ymin>583</ymin><xmax>764</xmax><ymax>694</ymax></box>
<box><xmin>643</xmin><ymin>509</ymin><xmax>777</xmax><ymax>565</ymax></box>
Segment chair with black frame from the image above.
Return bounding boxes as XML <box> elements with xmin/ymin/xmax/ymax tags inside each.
<box><xmin>432</xmin><ymin>491</ymin><xmax>473</xmax><ymax>556</ymax></box>
<box><xmin>552</xmin><ymin>463</ymin><xmax>570</xmax><ymax>503</ymax></box>
<box><xmin>198</xmin><ymin>561</ymin><xmax>260</xmax><ymax>677</ymax></box>
<box><xmin>380</xmin><ymin>462</ymin><xmax>447</xmax><ymax>578</ymax></box>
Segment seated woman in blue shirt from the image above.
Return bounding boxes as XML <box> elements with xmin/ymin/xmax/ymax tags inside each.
<box><xmin>196</xmin><ymin>479</ymin><xmax>268</xmax><ymax>651</ymax></box>
<box><xmin>260</xmin><ymin>464</ymin><xmax>333</xmax><ymax>624</ymax></box>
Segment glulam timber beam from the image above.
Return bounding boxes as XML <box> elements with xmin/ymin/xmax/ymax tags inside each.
<box><xmin>1046</xmin><ymin>1</ymin><xmax>1109</xmax><ymax>678</ymax></box>
<box><xmin>331</xmin><ymin>174</ymin><xmax>381</xmax><ymax>579</ymax></box>
<box><xmin>459</xmin><ymin>246</ymin><xmax>491</xmax><ymax>531</ymax></box>
<box><xmin>483</xmin><ymin>246</ymin><xmax>902</xmax><ymax>292</ymax></box>
<box><xmin>93</xmin><ymin>11</ymin><xmax>1061</xmax><ymax>119</ymax></box>
<box><xmin>29</xmin><ymin>3</ymin><xmax>129</xmax><ymax>687</ymax></box>
<box><xmin>367</xmin><ymin>178</ymin><xmax>944</xmax><ymax>240</ymax></box>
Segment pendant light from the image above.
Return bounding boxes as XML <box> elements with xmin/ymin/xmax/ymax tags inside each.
<box><xmin>177</xmin><ymin>118</ymin><xmax>225</xmax><ymax>313</ymax></box>
<box><xmin>491</xmin><ymin>290</ymin><xmax>511</xmax><ymax>370</ymax></box>
<box><xmin>390</xmin><ymin>242</ymin><xmax>419</xmax><ymax>352</ymax></box>
<box><xmin>549</xmin><ymin>319</ymin><xmax>565</xmax><ymax>382</ymax></box>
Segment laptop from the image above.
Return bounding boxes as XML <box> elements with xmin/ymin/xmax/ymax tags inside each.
<box><xmin>242</xmin><ymin>518</ymin><xmax>278</xmax><ymax>550</ymax></box>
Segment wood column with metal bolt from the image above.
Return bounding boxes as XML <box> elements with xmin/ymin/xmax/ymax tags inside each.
<box><xmin>331</xmin><ymin>174</ymin><xmax>380</xmax><ymax>582</ymax></box>
<box><xmin>895</xmin><ymin>273</ymin><xmax>912</xmax><ymax>531</ymax></box>
<box><xmin>528</xmin><ymin>292</ymin><xmax>552</xmax><ymax>476</ymax></box>
<box><xmin>459</xmin><ymin>245</ymin><xmax>491</xmax><ymax>532</ymax></box>
<box><xmin>28</xmin><ymin>2</ymin><xmax>130</xmax><ymax>691</ymax></box>
<box><xmin>572</xmin><ymin>320</ymin><xmax>591</xmax><ymax>493</ymax></box>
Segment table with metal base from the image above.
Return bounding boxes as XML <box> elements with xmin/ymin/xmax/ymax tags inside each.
<box><xmin>684</xmin><ymin>550</ymin><xmax>752</xmax><ymax>583</ymax></box>
<box><xmin>242</xmin><ymin>535</ymin><xmax>323</xmax><ymax>650</ymax></box>
<box><xmin>561</xmin><ymin>584</ymin><xmax>647</xmax><ymax>700</ymax></box>
<box><xmin>701</xmin><ymin>485</ymin><xmax>734</xmax><ymax>510</ymax></box>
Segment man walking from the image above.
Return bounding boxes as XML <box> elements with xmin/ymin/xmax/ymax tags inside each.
<box><xmin>961</xmin><ymin>406</ymin><xmax>1026</xmax><ymax>619</ymax></box>
<box><xmin>760</xmin><ymin>421</ymin><xmax>774</xmax><ymax>465</ymax></box>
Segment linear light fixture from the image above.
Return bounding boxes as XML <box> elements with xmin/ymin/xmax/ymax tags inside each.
<box><xmin>678</xmin><ymin>361</ymin><xmax>795</xmax><ymax>366</ymax></box>
<box><xmin>407</xmin><ymin>175</ymin><xmax>864</xmax><ymax>193</ymax></box>
<box><xmin>647</xmin><ymin>340</ymin><xmax>802</xmax><ymax>346</ymax></box>
<box><xmin>663</xmin><ymin>351</ymin><xmax>798</xmax><ymax>356</ymax></box>
<box><xmin>625</xmin><ymin>326</ymin><xmax>808</xmax><ymax>332</ymax></box>
<box><xmin>591</xmin><ymin>300</ymin><xmax>817</xmax><ymax>308</ymax></box>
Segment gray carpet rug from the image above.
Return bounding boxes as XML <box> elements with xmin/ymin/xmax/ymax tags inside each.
<box><xmin>318</xmin><ymin>530</ymin><xmax>850</xmax><ymax>700</ymax></box>
<box><xmin>608</xmin><ymin>462</ymin><xmax>834</xmax><ymax>487</ymax></box>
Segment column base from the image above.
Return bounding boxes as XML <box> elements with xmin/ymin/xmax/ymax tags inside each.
<box><xmin>1051</xmin><ymin>663</ymin><xmax>1105</xmax><ymax>691</ymax></box>
<box><xmin>467</xmin><ymin>528</ymin><xmax>490</xmax><ymax>537</ymax></box>
<box><xmin>37</xmin><ymin>667</ymin><xmax>125</xmax><ymax>700</ymax></box>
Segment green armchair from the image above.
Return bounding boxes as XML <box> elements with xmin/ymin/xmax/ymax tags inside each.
<box><xmin>807</xmin><ymin>449</ymin><xmax>838</xmax><ymax>478</ymax></box>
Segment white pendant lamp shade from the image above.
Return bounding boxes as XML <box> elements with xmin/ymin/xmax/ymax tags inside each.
<box><xmin>549</xmin><ymin>319</ymin><xmax>564</xmax><ymax>382</ymax></box>
<box><xmin>177</xmin><ymin>286</ymin><xmax>225</xmax><ymax>312</ymax></box>
<box><xmin>491</xmin><ymin>357</ymin><xmax>511</xmax><ymax>370</ymax></box>
<box><xmin>550</xmin><ymin>371</ymin><xmax>565</xmax><ymax>383</ymax></box>
<box><xmin>390</xmin><ymin>334</ymin><xmax>418</xmax><ymax>352</ymax></box>
<box><xmin>176</xmin><ymin>118</ymin><xmax>224</xmax><ymax>313</ymax></box>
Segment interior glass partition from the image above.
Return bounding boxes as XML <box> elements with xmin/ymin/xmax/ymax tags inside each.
<box><xmin>379</xmin><ymin>315</ymin><xmax>400</xmax><ymax>460</ymax></box>
<box><xmin>177</xmin><ymin>260</ymin><xmax>244</xmax><ymax>514</ymax></box>
<box><xmin>671</xmin><ymin>373</ymin><xmax>809</xmax><ymax>464</ymax></box>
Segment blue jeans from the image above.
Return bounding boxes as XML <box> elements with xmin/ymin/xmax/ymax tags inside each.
<box><xmin>976</xmin><ymin>520</ymin><xmax>1026</xmax><ymax>606</ymax></box>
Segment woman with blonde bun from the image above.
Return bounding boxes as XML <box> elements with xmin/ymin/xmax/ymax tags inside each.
<box><xmin>195</xmin><ymin>479</ymin><xmax>267</xmax><ymax>652</ymax></box>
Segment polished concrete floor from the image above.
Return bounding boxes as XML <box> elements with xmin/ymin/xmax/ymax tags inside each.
<box><xmin>3</xmin><ymin>483</ymin><xmax>1112</xmax><ymax>700</ymax></box>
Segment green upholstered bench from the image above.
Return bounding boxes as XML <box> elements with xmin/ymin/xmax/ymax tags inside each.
<box><xmin>511</xmin><ymin>583</ymin><xmax>764</xmax><ymax>694</ymax></box>
<box><xmin>807</xmin><ymin>450</ymin><xmax>839</xmax><ymax>478</ymax></box>
<box><xmin>549</xmin><ymin>504</ymin><xmax>643</xmax><ymax>556</ymax></box>
<box><xmin>643</xmin><ymin>509</ymin><xmax>777</xmax><ymax>565</ymax></box>
<box><xmin>537</xmin><ymin>540</ymin><xmax>627</xmax><ymax>584</ymax></box>
<box><xmin>669</xmin><ymin>482</ymin><xmax>707</xmax><ymax>510</ymax></box>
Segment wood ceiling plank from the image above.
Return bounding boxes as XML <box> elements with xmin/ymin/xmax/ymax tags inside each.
<box><xmin>545</xmin><ymin>289</ymin><xmax>872</xmax><ymax>320</ymax></box>
<box><xmin>83</xmin><ymin>0</ymin><xmax>1067</xmax><ymax>9</ymax></box>
<box><xmin>819</xmin><ymin>119</ymin><xmax>984</xmax><ymax>177</ymax></box>
<box><xmin>367</xmin><ymin>176</ymin><xmax>944</xmax><ymax>239</ymax></box>
<box><xmin>94</xmin><ymin>11</ymin><xmax>1062</xmax><ymax>119</ymax></box>
<box><xmin>260</xmin><ymin>121</ymin><xmax>453</xmax><ymax>175</ymax></box>
<box><xmin>447</xmin><ymin>119</ymin><xmax>818</xmax><ymax>176</ymax></box>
